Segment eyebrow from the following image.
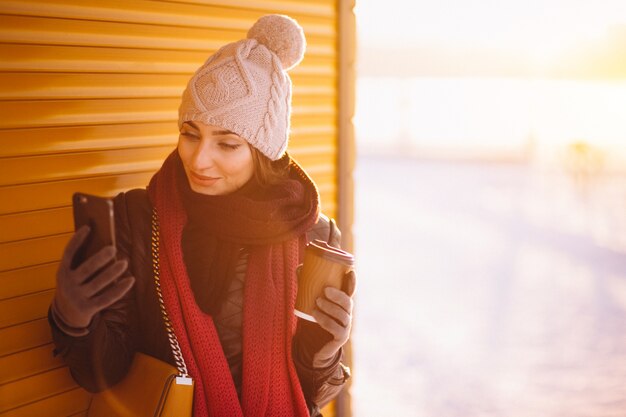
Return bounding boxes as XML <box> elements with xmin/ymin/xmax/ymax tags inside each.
<box><xmin>213</xmin><ymin>129</ymin><xmax>236</xmax><ymax>136</ymax></box>
<box><xmin>184</xmin><ymin>121</ymin><xmax>236</xmax><ymax>137</ymax></box>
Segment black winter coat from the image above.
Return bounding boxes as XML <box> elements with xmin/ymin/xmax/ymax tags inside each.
<box><xmin>49</xmin><ymin>189</ymin><xmax>350</xmax><ymax>416</ymax></box>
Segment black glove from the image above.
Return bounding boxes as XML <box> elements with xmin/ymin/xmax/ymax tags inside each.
<box><xmin>50</xmin><ymin>225</ymin><xmax>135</xmax><ymax>336</ymax></box>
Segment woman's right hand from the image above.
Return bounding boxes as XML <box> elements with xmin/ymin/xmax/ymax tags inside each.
<box><xmin>51</xmin><ymin>225</ymin><xmax>135</xmax><ymax>335</ymax></box>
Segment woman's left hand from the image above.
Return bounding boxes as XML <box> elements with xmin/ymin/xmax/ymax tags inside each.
<box><xmin>310</xmin><ymin>270</ymin><xmax>356</xmax><ymax>368</ymax></box>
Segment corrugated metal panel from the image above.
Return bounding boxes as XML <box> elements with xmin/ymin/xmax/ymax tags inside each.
<box><xmin>0</xmin><ymin>172</ymin><xmax>156</xmax><ymax>215</ymax></box>
<box><xmin>0</xmin><ymin>263</ymin><xmax>58</xmax><ymax>299</ymax></box>
<box><xmin>0</xmin><ymin>0</ymin><xmax>335</xmax><ymax>33</ymax></box>
<box><xmin>0</xmin><ymin>319</ymin><xmax>52</xmax><ymax>357</ymax></box>
<box><xmin>0</xmin><ymin>388</ymin><xmax>90</xmax><ymax>417</ymax></box>
<box><xmin>0</xmin><ymin>73</ymin><xmax>335</xmax><ymax>100</ymax></box>
<box><xmin>0</xmin><ymin>0</ymin><xmax>340</xmax><ymax>415</ymax></box>
<box><xmin>0</xmin><ymin>368</ymin><xmax>78</xmax><ymax>413</ymax></box>
<box><xmin>0</xmin><ymin>344</ymin><xmax>64</xmax><ymax>386</ymax></box>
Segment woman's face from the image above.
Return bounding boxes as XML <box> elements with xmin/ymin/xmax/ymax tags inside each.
<box><xmin>177</xmin><ymin>121</ymin><xmax>254</xmax><ymax>195</ymax></box>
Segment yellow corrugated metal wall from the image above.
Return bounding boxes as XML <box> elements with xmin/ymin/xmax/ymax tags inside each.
<box><xmin>0</xmin><ymin>1</ymin><xmax>343</xmax><ymax>415</ymax></box>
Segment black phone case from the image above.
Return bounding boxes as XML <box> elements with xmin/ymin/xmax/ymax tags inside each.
<box><xmin>72</xmin><ymin>192</ymin><xmax>115</xmax><ymax>268</ymax></box>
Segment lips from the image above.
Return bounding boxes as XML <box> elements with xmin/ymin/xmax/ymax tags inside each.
<box><xmin>189</xmin><ymin>170</ymin><xmax>220</xmax><ymax>186</ymax></box>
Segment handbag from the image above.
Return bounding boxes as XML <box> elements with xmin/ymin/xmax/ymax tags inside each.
<box><xmin>87</xmin><ymin>209</ymin><xmax>194</xmax><ymax>417</ymax></box>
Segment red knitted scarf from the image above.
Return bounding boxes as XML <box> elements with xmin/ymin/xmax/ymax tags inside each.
<box><xmin>147</xmin><ymin>151</ymin><xmax>318</xmax><ymax>416</ymax></box>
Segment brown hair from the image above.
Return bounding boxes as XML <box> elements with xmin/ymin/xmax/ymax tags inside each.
<box><xmin>249</xmin><ymin>145</ymin><xmax>291</xmax><ymax>187</ymax></box>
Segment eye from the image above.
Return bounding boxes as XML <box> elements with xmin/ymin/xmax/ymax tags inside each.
<box><xmin>180</xmin><ymin>131</ymin><xmax>200</xmax><ymax>140</ymax></box>
<box><xmin>219</xmin><ymin>142</ymin><xmax>241</xmax><ymax>151</ymax></box>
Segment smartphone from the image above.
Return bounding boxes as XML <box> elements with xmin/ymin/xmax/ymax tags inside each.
<box><xmin>71</xmin><ymin>192</ymin><xmax>116</xmax><ymax>268</ymax></box>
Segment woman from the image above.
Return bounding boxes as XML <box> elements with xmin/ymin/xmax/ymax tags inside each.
<box><xmin>49</xmin><ymin>15</ymin><xmax>355</xmax><ymax>417</ymax></box>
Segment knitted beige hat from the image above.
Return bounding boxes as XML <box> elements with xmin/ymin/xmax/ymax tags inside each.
<box><xmin>178</xmin><ymin>15</ymin><xmax>306</xmax><ymax>160</ymax></box>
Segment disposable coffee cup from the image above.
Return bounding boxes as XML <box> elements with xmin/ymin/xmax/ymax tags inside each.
<box><xmin>295</xmin><ymin>239</ymin><xmax>354</xmax><ymax>322</ymax></box>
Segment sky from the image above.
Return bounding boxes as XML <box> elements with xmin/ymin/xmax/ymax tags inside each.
<box><xmin>355</xmin><ymin>0</ymin><xmax>626</xmax><ymax>78</ymax></box>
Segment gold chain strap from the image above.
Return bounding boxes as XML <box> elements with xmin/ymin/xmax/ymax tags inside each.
<box><xmin>151</xmin><ymin>208</ymin><xmax>189</xmax><ymax>378</ymax></box>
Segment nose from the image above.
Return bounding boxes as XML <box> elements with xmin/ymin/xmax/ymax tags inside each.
<box><xmin>190</xmin><ymin>139</ymin><xmax>214</xmax><ymax>171</ymax></box>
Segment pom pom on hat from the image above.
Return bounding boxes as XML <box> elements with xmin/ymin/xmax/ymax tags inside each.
<box><xmin>247</xmin><ymin>14</ymin><xmax>306</xmax><ymax>71</ymax></box>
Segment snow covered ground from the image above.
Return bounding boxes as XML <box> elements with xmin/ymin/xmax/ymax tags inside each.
<box><xmin>350</xmin><ymin>155</ymin><xmax>626</xmax><ymax>417</ymax></box>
